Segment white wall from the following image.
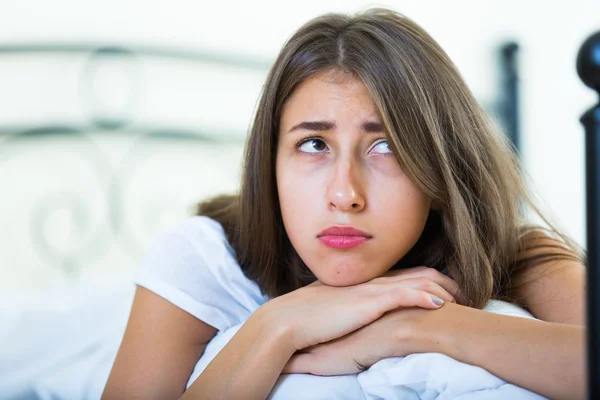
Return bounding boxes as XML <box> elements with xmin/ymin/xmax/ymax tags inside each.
<box><xmin>0</xmin><ymin>0</ymin><xmax>598</xmax><ymax>291</ymax></box>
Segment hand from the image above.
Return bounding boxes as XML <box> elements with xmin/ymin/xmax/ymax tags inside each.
<box><xmin>308</xmin><ymin>266</ymin><xmax>464</xmax><ymax>305</ymax></box>
<box><xmin>283</xmin><ymin>305</ymin><xmax>444</xmax><ymax>376</ymax></box>
<box><xmin>261</xmin><ymin>273</ymin><xmax>448</xmax><ymax>352</ymax></box>
<box><xmin>375</xmin><ymin>266</ymin><xmax>466</xmax><ymax>305</ymax></box>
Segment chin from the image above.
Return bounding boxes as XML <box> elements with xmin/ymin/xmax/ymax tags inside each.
<box><xmin>315</xmin><ymin>267</ymin><xmax>373</xmax><ymax>287</ymax></box>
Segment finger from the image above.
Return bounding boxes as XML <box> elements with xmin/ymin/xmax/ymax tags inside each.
<box><xmin>388</xmin><ymin>277</ymin><xmax>455</xmax><ymax>303</ymax></box>
<box><xmin>379</xmin><ymin>267</ymin><xmax>466</xmax><ymax>305</ymax></box>
<box><xmin>367</xmin><ymin>274</ymin><xmax>455</xmax><ymax>302</ymax></box>
<box><xmin>386</xmin><ymin>267</ymin><xmax>457</xmax><ymax>289</ymax></box>
<box><xmin>387</xmin><ymin>286</ymin><xmax>446</xmax><ymax>310</ymax></box>
<box><xmin>361</xmin><ymin>287</ymin><xmax>444</xmax><ymax>319</ymax></box>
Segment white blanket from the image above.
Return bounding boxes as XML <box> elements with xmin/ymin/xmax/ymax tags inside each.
<box><xmin>0</xmin><ymin>281</ymin><xmax>546</xmax><ymax>400</ymax></box>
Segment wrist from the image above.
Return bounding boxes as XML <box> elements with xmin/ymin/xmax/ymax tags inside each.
<box><xmin>428</xmin><ymin>303</ymin><xmax>462</xmax><ymax>357</ymax></box>
<box><xmin>254</xmin><ymin>301</ymin><xmax>298</xmax><ymax>355</ymax></box>
<box><xmin>392</xmin><ymin>303</ymin><xmax>463</xmax><ymax>359</ymax></box>
<box><xmin>426</xmin><ymin>302</ymin><xmax>478</xmax><ymax>363</ymax></box>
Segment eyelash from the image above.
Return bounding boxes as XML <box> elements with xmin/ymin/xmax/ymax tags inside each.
<box><xmin>293</xmin><ymin>136</ymin><xmax>325</xmax><ymax>150</ymax></box>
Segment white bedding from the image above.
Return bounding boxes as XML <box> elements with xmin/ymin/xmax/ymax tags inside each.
<box><xmin>0</xmin><ymin>279</ymin><xmax>134</xmax><ymax>400</ymax></box>
<box><xmin>0</xmin><ymin>280</ymin><xmax>546</xmax><ymax>400</ymax></box>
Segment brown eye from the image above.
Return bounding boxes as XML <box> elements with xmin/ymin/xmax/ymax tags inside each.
<box><xmin>297</xmin><ymin>138</ymin><xmax>329</xmax><ymax>153</ymax></box>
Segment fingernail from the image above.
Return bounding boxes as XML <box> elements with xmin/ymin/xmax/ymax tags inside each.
<box><xmin>431</xmin><ymin>296</ymin><xmax>444</xmax><ymax>306</ymax></box>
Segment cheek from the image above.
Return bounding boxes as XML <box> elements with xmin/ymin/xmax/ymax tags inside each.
<box><xmin>276</xmin><ymin>160</ymin><xmax>318</xmax><ymax>238</ymax></box>
<box><xmin>369</xmin><ymin>158</ymin><xmax>430</xmax><ymax>213</ymax></box>
<box><xmin>369</xmin><ymin>171</ymin><xmax>431</xmax><ymax>241</ymax></box>
<box><xmin>379</xmin><ymin>182</ymin><xmax>429</xmax><ymax>215</ymax></box>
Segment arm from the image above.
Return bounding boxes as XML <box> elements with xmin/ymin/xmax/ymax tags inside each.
<box><xmin>181</xmin><ymin>305</ymin><xmax>296</xmax><ymax>400</ymax></box>
<box><xmin>183</xmin><ymin>275</ymin><xmax>448</xmax><ymax>399</ymax></box>
<box><xmin>427</xmin><ymin>302</ymin><xmax>586</xmax><ymax>400</ymax></box>
<box><xmin>439</xmin><ymin>237</ymin><xmax>586</xmax><ymax>397</ymax></box>
<box><xmin>287</xmin><ymin>303</ymin><xmax>585</xmax><ymax>399</ymax></box>
<box><xmin>102</xmin><ymin>286</ymin><xmax>217</xmax><ymax>400</ymax></box>
<box><xmin>285</xmin><ymin>264</ymin><xmax>586</xmax><ymax>399</ymax></box>
<box><xmin>284</xmin><ymin>303</ymin><xmax>585</xmax><ymax>399</ymax></box>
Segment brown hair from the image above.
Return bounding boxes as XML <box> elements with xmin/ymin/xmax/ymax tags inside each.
<box><xmin>197</xmin><ymin>8</ymin><xmax>583</xmax><ymax>309</ymax></box>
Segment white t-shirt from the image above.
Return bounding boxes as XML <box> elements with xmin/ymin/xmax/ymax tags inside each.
<box><xmin>134</xmin><ymin>216</ymin><xmax>545</xmax><ymax>400</ymax></box>
<box><xmin>135</xmin><ymin>216</ymin><xmax>269</xmax><ymax>332</ymax></box>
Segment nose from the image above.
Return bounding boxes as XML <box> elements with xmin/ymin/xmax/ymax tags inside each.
<box><xmin>327</xmin><ymin>158</ymin><xmax>366</xmax><ymax>212</ymax></box>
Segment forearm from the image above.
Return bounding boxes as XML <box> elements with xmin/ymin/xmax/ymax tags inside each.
<box><xmin>181</xmin><ymin>308</ymin><xmax>295</xmax><ymax>400</ymax></box>
<box><xmin>428</xmin><ymin>303</ymin><xmax>585</xmax><ymax>400</ymax></box>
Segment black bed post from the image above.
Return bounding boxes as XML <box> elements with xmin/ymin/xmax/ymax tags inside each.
<box><xmin>577</xmin><ymin>30</ymin><xmax>600</xmax><ymax>399</ymax></box>
<box><xmin>500</xmin><ymin>42</ymin><xmax>520</xmax><ymax>152</ymax></box>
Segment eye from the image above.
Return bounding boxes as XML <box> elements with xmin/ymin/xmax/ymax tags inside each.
<box><xmin>296</xmin><ymin>137</ymin><xmax>330</xmax><ymax>153</ymax></box>
<box><xmin>369</xmin><ymin>140</ymin><xmax>392</xmax><ymax>154</ymax></box>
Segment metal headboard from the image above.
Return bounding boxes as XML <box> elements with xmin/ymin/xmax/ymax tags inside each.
<box><xmin>0</xmin><ymin>42</ymin><xmax>518</xmax><ymax>284</ymax></box>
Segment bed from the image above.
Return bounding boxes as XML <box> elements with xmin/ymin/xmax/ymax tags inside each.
<box><xmin>1</xmin><ymin>37</ymin><xmax>583</xmax><ymax>399</ymax></box>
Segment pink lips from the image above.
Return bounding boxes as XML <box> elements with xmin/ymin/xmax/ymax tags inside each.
<box><xmin>317</xmin><ymin>226</ymin><xmax>372</xmax><ymax>249</ymax></box>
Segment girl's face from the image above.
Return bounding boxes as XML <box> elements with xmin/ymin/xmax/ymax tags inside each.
<box><xmin>276</xmin><ymin>72</ymin><xmax>431</xmax><ymax>286</ymax></box>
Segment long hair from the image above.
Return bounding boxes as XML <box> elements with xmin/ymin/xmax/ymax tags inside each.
<box><xmin>197</xmin><ymin>8</ymin><xmax>582</xmax><ymax>308</ymax></box>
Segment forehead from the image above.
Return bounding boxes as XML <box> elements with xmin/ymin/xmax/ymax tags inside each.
<box><xmin>280</xmin><ymin>72</ymin><xmax>379</xmax><ymax>123</ymax></box>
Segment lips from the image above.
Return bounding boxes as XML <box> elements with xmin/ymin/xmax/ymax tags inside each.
<box><xmin>317</xmin><ymin>226</ymin><xmax>372</xmax><ymax>249</ymax></box>
<box><xmin>317</xmin><ymin>226</ymin><xmax>372</xmax><ymax>238</ymax></box>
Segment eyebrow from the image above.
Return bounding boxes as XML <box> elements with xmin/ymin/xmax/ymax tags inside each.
<box><xmin>286</xmin><ymin>120</ymin><xmax>384</xmax><ymax>134</ymax></box>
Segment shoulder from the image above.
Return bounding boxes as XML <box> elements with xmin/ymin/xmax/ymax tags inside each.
<box><xmin>168</xmin><ymin>215</ymin><xmax>231</xmax><ymax>248</ymax></box>
<box><xmin>135</xmin><ymin>216</ymin><xmax>267</xmax><ymax>330</ymax></box>
<box><xmin>148</xmin><ymin>216</ymin><xmax>236</xmax><ymax>264</ymax></box>
<box><xmin>510</xmin><ymin>228</ymin><xmax>585</xmax><ymax>324</ymax></box>
<box><xmin>515</xmin><ymin>228</ymin><xmax>583</xmax><ymax>268</ymax></box>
